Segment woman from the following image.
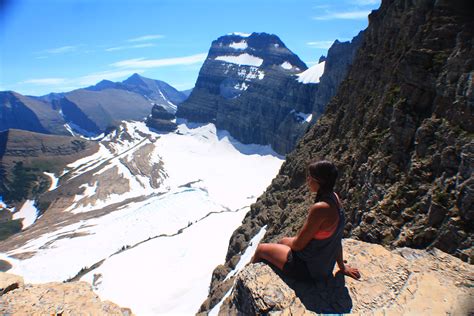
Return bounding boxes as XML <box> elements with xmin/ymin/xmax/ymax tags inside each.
<box><xmin>251</xmin><ymin>160</ymin><xmax>360</xmax><ymax>281</ymax></box>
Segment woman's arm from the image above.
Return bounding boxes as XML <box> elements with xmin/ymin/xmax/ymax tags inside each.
<box><xmin>290</xmin><ymin>203</ymin><xmax>329</xmax><ymax>251</ymax></box>
<box><xmin>278</xmin><ymin>237</ymin><xmax>295</xmax><ymax>247</ymax></box>
<box><xmin>336</xmin><ymin>244</ymin><xmax>361</xmax><ymax>280</ymax></box>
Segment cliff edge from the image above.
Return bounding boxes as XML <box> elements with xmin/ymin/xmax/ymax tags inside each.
<box><xmin>0</xmin><ymin>272</ymin><xmax>133</xmax><ymax>315</ymax></box>
<box><xmin>212</xmin><ymin>239</ymin><xmax>473</xmax><ymax>315</ymax></box>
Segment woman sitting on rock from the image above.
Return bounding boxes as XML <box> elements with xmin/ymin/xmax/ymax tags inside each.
<box><xmin>251</xmin><ymin>160</ymin><xmax>360</xmax><ymax>281</ymax></box>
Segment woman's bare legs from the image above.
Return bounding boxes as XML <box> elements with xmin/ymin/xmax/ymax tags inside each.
<box><xmin>251</xmin><ymin>243</ymin><xmax>291</xmax><ymax>270</ymax></box>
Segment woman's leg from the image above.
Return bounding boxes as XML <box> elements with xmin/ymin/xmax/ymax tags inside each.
<box><xmin>251</xmin><ymin>243</ymin><xmax>291</xmax><ymax>270</ymax></box>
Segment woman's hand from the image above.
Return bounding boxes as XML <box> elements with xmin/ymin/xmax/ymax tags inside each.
<box><xmin>340</xmin><ymin>264</ymin><xmax>361</xmax><ymax>280</ymax></box>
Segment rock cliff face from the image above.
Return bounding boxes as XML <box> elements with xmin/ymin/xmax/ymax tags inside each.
<box><xmin>201</xmin><ymin>0</ymin><xmax>473</xmax><ymax>312</ymax></box>
<box><xmin>213</xmin><ymin>240</ymin><xmax>473</xmax><ymax>315</ymax></box>
<box><xmin>177</xmin><ymin>32</ymin><xmax>316</xmax><ymax>154</ymax></box>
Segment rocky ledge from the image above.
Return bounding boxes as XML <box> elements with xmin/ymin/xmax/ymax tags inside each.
<box><xmin>0</xmin><ymin>272</ymin><xmax>132</xmax><ymax>315</ymax></box>
<box><xmin>213</xmin><ymin>239</ymin><xmax>473</xmax><ymax>315</ymax></box>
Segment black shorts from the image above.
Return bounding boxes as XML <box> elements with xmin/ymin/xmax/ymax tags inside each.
<box><xmin>282</xmin><ymin>250</ymin><xmax>312</xmax><ymax>280</ymax></box>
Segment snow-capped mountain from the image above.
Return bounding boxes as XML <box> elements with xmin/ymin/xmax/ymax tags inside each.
<box><xmin>177</xmin><ymin>32</ymin><xmax>318</xmax><ymax>154</ymax></box>
<box><xmin>0</xmin><ymin>119</ymin><xmax>284</xmax><ymax>314</ymax></box>
<box><xmin>176</xmin><ymin>32</ymin><xmax>362</xmax><ymax>155</ymax></box>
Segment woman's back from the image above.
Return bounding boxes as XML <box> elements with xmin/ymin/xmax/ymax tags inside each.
<box><xmin>295</xmin><ymin>192</ymin><xmax>345</xmax><ymax>280</ymax></box>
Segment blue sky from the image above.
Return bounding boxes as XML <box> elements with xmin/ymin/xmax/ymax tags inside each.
<box><xmin>0</xmin><ymin>0</ymin><xmax>380</xmax><ymax>96</ymax></box>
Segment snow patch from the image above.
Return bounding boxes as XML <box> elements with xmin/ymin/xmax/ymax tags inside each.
<box><xmin>281</xmin><ymin>61</ymin><xmax>293</xmax><ymax>70</ymax></box>
<box><xmin>13</xmin><ymin>200</ymin><xmax>38</xmax><ymax>230</ymax></box>
<box><xmin>234</xmin><ymin>82</ymin><xmax>249</xmax><ymax>91</ymax></box>
<box><xmin>44</xmin><ymin>172</ymin><xmax>59</xmax><ymax>191</ymax></box>
<box><xmin>296</xmin><ymin>61</ymin><xmax>326</xmax><ymax>84</ymax></box>
<box><xmin>229</xmin><ymin>41</ymin><xmax>248</xmax><ymax>50</ymax></box>
<box><xmin>215</xmin><ymin>54</ymin><xmax>263</xmax><ymax>67</ymax></box>
<box><xmin>228</xmin><ymin>32</ymin><xmax>251</xmax><ymax>37</ymax></box>
<box><xmin>237</xmin><ymin>67</ymin><xmax>265</xmax><ymax>80</ymax></box>
<box><xmin>291</xmin><ymin>110</ymin><xmax>313</xmax><ymax>123</ymax></box>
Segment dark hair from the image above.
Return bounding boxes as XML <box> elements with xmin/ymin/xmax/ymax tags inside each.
<box><xmin>307</xmin><ymin>160</ymin><xmax>338</xmax><ymax>195</ymax></box>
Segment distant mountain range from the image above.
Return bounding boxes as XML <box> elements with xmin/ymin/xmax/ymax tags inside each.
<box><xmin>0</xmin><ymin>74</ymin><xmax>189</xmax><ymax>136</ymax></box>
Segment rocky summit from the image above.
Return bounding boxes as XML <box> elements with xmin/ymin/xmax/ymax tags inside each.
<box><xmin>201</xmin><ymin>0</ymin><xmax>473</xmax><ymax>312</ymax></box>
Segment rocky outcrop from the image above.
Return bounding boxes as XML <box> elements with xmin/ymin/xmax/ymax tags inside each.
<box><xmin>177</xmin><ymin>32</ymin><xmax>316</xmax><ymax>154</ymax></box>
<box><xmin>146</xmin><ymin>104</ymin><xmax>177</xmax><ymax>132</ymax></box>
<box><xmin>201</xmin><ymin>0</ymin><xmax>473</xmax><ymax>312</ymax></box>
<box><xmin>0</xmin><ymin>272</ymin><xmax>23</xmax><ymax>295</ymax></box>
<box><xmin>0</xmin><ymin>272</ymin><xmax>132</xmax><ymax>315</ymax></box>
<box><xmin>214</xmin><ymin>239</ymin><xmax>473</xmax><ymax>315</ymax></box>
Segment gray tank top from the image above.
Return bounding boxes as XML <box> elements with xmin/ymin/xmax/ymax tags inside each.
<box><xmin>294</xmin><ymin>192</ymin><xmax>345</xmax><ymax>281</ymax></box>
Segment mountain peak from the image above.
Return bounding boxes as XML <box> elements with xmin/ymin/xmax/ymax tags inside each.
<box><xmin>209</xmin><ymin>32</ymin><xmax>306</xmax><ymax>71</ymax></box>
<box><xmin>123</xmin><ymin>73</ymin><xmax>146</xmax><ymax>85</ymax></box>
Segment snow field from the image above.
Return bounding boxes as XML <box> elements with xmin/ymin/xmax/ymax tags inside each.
<box><xmin>2</xmin><ymin>119</ymin><xmax>284</xmax><ymax>314</ymax></box>
<box><xmin>6</xmin><ymin>188</ymin><xmax>226</xmax><ymax>283</ymax></box>
<box><xmin>82</xmin><ymin>205</ymin><xmax>250</xmax><ymax>315</ymax></box>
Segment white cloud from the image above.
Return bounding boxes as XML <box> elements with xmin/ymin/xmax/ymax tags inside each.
<box><xmin>105</xmin><ymin>43</ymin><xmax>156</xmax><ymax>52</ymax></box>
<box><xmin>111</xmin><ymin>53</ymin><xmax>207</xmax><ymax>69</ymax></box>
<box><xmin>21</xmin><ymin>78</ymin><xmax>67</xmax><ymax>85</ymax></box>
<box><xmin>313</xmin><ymin>10</ymin><xmax>371</xmax><ymax>20</ymax></box>
<box><xmin>41</xmin><ymin>45</ymin><xmax>78</xmax><ymax>54</ymax></box>
<box><xmin>128</xmin><ymin>34</ymin><xmax>164</xmax><ymax>42</ymax></box>
<box><xmin>76</xmin><ymin>69</ymin><xmax>144</xmax><ymax>86</ymax></box>
<box><xmin>18</xmin><ymin>70</ymin><xmax>144</xmax><ymax>91</ymax></box>
<box><xmin>307</xmin><ymin>40</ymin><xmax>334</xmax><ymax>49</ymax></box>
<box><xmin>351</xmin><ymin>0</ymin><xmax>380</xmax><ymax>5</ymax></box>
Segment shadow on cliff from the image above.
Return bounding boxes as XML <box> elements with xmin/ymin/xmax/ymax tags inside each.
<box><xmin>270</xmin><ymin>263</ymin><xmax>353</xmax><ymax>314</ymax></box>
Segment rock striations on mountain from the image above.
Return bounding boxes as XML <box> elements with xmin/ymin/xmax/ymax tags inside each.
<box><xmin>200</xmin><ymin>0</ymin><xmax>473</xmax><ymax>313</ymax></box>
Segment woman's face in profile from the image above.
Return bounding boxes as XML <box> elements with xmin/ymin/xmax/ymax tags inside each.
<box><xmin>306</xmin><ymin>174</ymin><xmax>320</xmax><ymax>193</ymax></box>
